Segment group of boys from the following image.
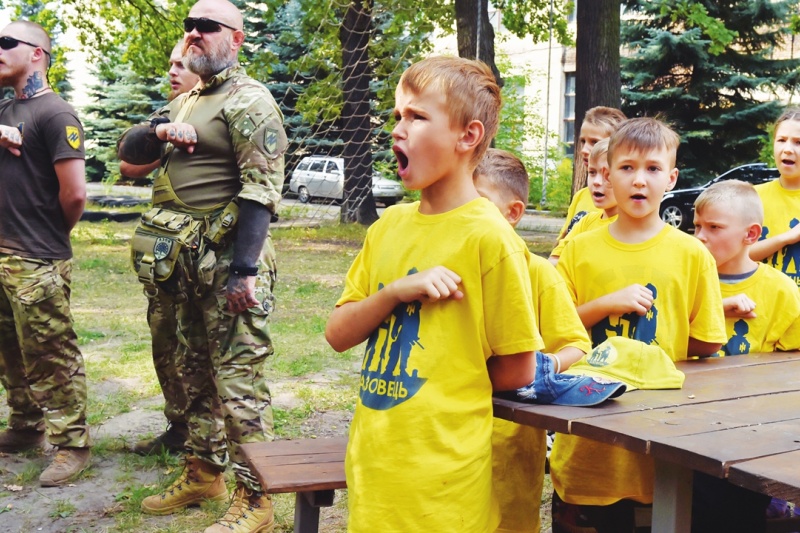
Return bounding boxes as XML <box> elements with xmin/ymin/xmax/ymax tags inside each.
<box><xmin>327</xmin><ymin>54</ymin><xmax>799</xmax><ymax>533</ymax></box>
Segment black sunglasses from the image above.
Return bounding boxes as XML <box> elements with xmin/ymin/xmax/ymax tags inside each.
<box><xmin>183</xmin><ymin>17</ymin><xmax>237</xmax><ymax>33</ymax></box>
<box><xmin>0</xmin><ymin>36</ymin><xmax>51</xmax><ymax>58</ymax></box>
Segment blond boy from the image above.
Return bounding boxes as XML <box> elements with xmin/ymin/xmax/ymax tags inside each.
<box><xmin>474</xmin><ymin>148</ymin><xmax>591</xmax><ymax>532</ymax></box>
<box><xmin>694</xmin><ymin>179</ymin><xmax>800</xmax><ymax>355</ymax></box>
<box><xmin>550</xmin><ymin>138</ymin><xmax>617</xmax><ymax>264</ymax></box>
<box><xmin>325</xmin><ymin>57</ymin><xmax>543</xmax><ymax>532</ymax></box>
<box><xmin>551</xmin><ymin>117</ymin><xmax>726</xmax><ymax>530</ymax></box>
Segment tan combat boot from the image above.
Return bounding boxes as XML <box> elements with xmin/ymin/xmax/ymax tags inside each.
<box><xmin>40</xmin><ymin>447</ymin><xmax>91</xmax><ymax>486</ymax></box>
<box><xmin>205</xmin><ymin>484</ymin><xmax>274</xmax><ymax>533</ymax></box>
<box><xmin>141</xmin><ymin>456</ymin><xmax>228</xmax><ymax>515</ymax></box>
<box><xmin>0</xmin><ymin>428</ymin><xmax>45</xmax><ymax>453</ymax></box>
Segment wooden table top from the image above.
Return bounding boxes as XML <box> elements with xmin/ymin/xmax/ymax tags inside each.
<box><xmin>493</xmin><ymin>351</ymin><xmax>800</xmax><ymax>501</ymax></box>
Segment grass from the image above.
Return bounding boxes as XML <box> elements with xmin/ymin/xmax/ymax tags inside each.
<box><xmin>0</xmin><ymin>214</ymin><xmax>560</xmax><ymax>532</ymax></box>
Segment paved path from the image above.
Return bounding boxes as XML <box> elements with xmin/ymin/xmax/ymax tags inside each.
<box><xmin>84</xmin><ymin>183</ymin><xmax>567</xmax><ymax>234</ymax></box>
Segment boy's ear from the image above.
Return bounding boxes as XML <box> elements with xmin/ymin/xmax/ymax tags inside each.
<box><xmin>457</xmin><ymin>120</ymin><xmax>485</xmax><ymax>154</ymax></box>
<box><xmin>601</xmin><ymin>164</ymin><xmax>611</xmax><ymax>185</ymax></box>
<box><xmin>506</xmin><ymin>199</ymin><xmax>526</xmax><ymax>226</ymax></box>
<box><xmin>744</xmin><ymin>223</ymin><xmax>762</xmax><ymax>245</ymax></box>
<box><xmin>666</xmin><ymin>168</ymin><xmax>679</xmax><ymax>192</ymax></box>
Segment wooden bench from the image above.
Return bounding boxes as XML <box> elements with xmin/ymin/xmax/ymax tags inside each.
<box><xmin>240</xmin><ymin>437</ymin><xmax>347</xmax><ymax>533</ymax></box>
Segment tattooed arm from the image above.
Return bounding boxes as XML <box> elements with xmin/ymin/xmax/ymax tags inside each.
<box><xmin>117</xmin><ymin>124</ymin><xmax>164</xmax><ymax>165</ymax></box>
<box><xmin>226</xmin><ymin>199</ymin><xmax>271</xmax><ymax>314</ymax></box>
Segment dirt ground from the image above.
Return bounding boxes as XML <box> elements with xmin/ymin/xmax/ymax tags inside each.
<box><xmin>0</xmin><ymin>381</ymin><xmax>353</xmax><ymax>533</ymax></box>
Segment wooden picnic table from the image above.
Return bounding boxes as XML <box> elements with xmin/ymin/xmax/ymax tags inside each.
<box><xmin>493</xmin><ymin>351</ymin><xmax>800</xmax><ymax>533</ymax></box>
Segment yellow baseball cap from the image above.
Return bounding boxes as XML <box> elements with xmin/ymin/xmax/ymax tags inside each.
<box><xmin>564</xmin><ymin>337</ymin><xmax>685</xmax><ymax>391</ymax></box>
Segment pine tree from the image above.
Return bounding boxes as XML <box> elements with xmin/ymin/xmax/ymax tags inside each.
<box><xmin>82</xmin><ymin>60</ymin><xmax>165</xmax><ymax>182</ymax></box>
<box><xmin>621</xmin><ymin>0</ymin><xmax>800</xmax><ymax>184</ymax></box>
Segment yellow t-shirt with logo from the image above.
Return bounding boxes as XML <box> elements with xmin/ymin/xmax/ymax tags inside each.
<box><xmin>719</xmin><ymin>264</ymin><xmax>800</xmax><ymax>356</ymax></box>
<box><xmin>551</xmin><ymin>223</ymin><xmax>726</xmax><ymax>505</ymax></box>
<box><xmin>493</xmin><ymin>255</ymin><xmax>592</xmax><ymax>532</ymax></box>
<box><xmin>551</xmin><ymin>211</ymin><xmax>617</xmax><ymax>259</ymax></box>
<box><xmin>556</xmin><ymin>187</ymin><xmax>599</xmax><ymax>242</ymax></box>
<box><xmin>755</xmin><ymin>179</ymin><xmax>800</xmax><ymax>286</ymax></box>
<box><xmin>338</xmin><ymin>199</ymin><xmax>543</xmax><ymax>533</ymax></box>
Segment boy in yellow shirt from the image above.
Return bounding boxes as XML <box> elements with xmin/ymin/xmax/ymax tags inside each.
<box><xmin>552</xmin><ymin>117</ymin><xmax>727</xmax><ymax>531</ymax></box>
<box><xmin>474</xmin><ymin>148</ymin><xmax>592</xmax><ymax>533</ymax></box>
<box><xmin>692</xmin><ymin>179</ymin><xmax>800</xmax><ymax>532</ymax></box>
<box><xmin>325</xmin><ymin>57</ymin><xmax>543</xmax><ymax>533</ymax></box>
<box><xmin>550</xmin><ymin>138</ymin><xmax>617</xmax><ymax>264</ymax></box>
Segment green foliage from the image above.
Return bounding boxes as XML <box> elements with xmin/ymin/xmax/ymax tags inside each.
<box><xmin>494</xmin><ymin>55</ymin><xmax>565</xmax><ymax>209</ymax></box>
<box><xmin>82</xmin><ymin>62</ymin><xmax>165</xmax><ymax>183</ymax></box>
<box><xmin>495</xmin><ymin>0</ymin><xmax>574</xmax><ymax>46</ymax></box>
<box><xmin>622</xmin><ymin>0</ymin><xmax>800</xmax><ymax>185</ymax></box>
<box><xmin>544</xmin><ymin>158</ymin><xmax>573</xmax><ymax>213</ymax></box>
<box><xmin>62</xmin><ymin>0</ymin><xmax>191</xmax><ymax>79</ymax></box>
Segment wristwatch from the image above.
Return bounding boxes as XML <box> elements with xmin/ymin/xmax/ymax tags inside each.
<box><xmin>229</xmin><ymin>264</ymin><xmax>259</xmax><ymax>277</ymax></box>
<box><xmin>148</xmin><ymin>117</ymin><xmax>170</xmax><ymax>138</ymax></box>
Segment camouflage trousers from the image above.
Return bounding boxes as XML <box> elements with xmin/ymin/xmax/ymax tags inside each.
<box><xmin>145</xmin><ymin>292</ymin><xmax>188</xmax><ymax>426</ymax></box>
<box><xmin>0</xmin><ymin>254</ymin><xmax>89</xmax><ymax>448</ymax></box>
<box><xmin>157</xmin><ymin>235</ymin><xmax>276</xmax><ymax>490</ymax></box>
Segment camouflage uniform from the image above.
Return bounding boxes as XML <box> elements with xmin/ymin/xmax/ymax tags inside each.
<box><xmin>134</xmin><ymin>65</ymin><xmax>285</xmax><ymax>490</ymax></box>
<box><xmin>0</xmin><ymin>92</ymin><xmax>89</xmax><ymax>451</ymax></box>
<box><xmin>0</xmin><ymin>256</ymin><xmax>89</xmax><ymax>448</ymax></box>
<box><xmin>146</xmin><ymin>292</ymin><xmax>188</xmax><ymax>426</ymax></box>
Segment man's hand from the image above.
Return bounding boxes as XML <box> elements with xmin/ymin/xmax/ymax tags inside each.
<box><xmin>388</xmin><ymin>266</ymin><xmax>464</xmax><ymax>303</ymax></box>
<box><xmin>226</xmin><ymin>274</ymin><xmax>259</xmax><ymax>314</ymax></box>
<box><xmin>156</xmin><ymin>122</ymin><xmax>198</xmax><ymax>154</ymax></box>
<box><xmin>723</xmin><ymin>294</ymin><xmax>757</xmax><ymax>318</ymax></box>
<box><xmin>0</xmin><ymin>125</ymin><xmax>22</xmax><ymax>156</ymax></box>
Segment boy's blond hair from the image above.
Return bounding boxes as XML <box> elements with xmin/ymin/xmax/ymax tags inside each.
<box><xmin>774</xmin><ymin>107</ymin><xmax>800</xmax><ymax>134</ymax></box>
<box><xmin>588</xmin><ymin>138</ymin><xmax>610</xmax><ymax>167</ymax></box>
<box><xmin>474</xmin><ymin>148</ymin><xmax>529</xmax><ymax>203</ymax></box>
<box><xmin>694</xmin><ymin>179</ymin><xmax>764</xmax><ymax>226</ymax></box>
<box><xmin>608</xmin><ymin>117</ymin><xmax>680</xmax><ymax>167</ymax></box>
<box><xmin>575</xmin><ymin>107</ymin><xmax>627</xmax><ymax>188</ymax></box>
<box><xmin>400</xmin><ymin>56</ymin><xmax>501</xmax><ymax>165</ymax></box>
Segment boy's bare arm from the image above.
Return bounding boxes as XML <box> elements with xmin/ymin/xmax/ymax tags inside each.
<box><xmin>325</xmin><ymin>266</ymin><xmax>463</xmax><ymax>352</ymax></box>
<box><xmin>750</xmin><ymin>226</ymin><xmax>800</xmax><ymax>261</ymax></box>
<box><xmin>487</xmin><ymin>351</ymin><xmax>537</xmax><ymax>391</ymax></box>
<box><xmin>553</xmin><ymin>346</ymin><xmax>585</xmax><ymax>371</ymax></box>
<box><xmin>577</xmin><ymin>284</ymin><xmax>654</xmax><ymax>329</ymax></box>
<box><xmin>688</xmin><ymin>337</ymin><xmax>722</xmax><ymax>358</ymax></box>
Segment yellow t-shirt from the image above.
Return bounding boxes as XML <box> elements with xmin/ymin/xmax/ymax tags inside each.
<box><xmin>550</xmin><ymin>211</ymin><xmax>617</xmax><ymax>259</ymax></box>
<box><xmin>719</xmin><ymin>264</ymin><xmax>800</xmax><ymax>356</ymax></box>
<box><xmin>492</xmin><ymin>256</ymin><xmax>592</xmax><ymax>532</ymax></box>
<box><xmin>556</xmin><ymin>187</ymin><xmax>599</xmax><ymax>242</ymax></box>
<box><xmin>338</xmin><ymin>199</ymin><xmax>543</xmax><ymax>533</ymax></box>
<box><xmin>551</xmin><ymin>223</ymin><xmax>727</xmax><ymax>505</ymax></box>
<box><xmin>755</xmin><ymin>179</ymin><xmax>800</xmax><ymax>286</ymax></box>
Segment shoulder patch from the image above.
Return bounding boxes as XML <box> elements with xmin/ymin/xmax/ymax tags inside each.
<box><xmin>255</xmin><ymin>116</ymin><xmax>287</xmax><ymax>158</ymax></box>
<box><xmin>66</xmin><ymin>125</ymin><xmax>81</xmax><ymax>150</ymax></box>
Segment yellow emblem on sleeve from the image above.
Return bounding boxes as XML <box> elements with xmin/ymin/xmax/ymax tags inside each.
<box><xmin>66</xmin><ymin>126</ymin><xmax>81</xmax><ymax>150</ymax></box>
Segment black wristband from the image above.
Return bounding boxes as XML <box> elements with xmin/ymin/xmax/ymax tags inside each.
<box><xmin>149</xmin><ymin>117</ymin><xmax>170</xmax><ymax>138</ymax></box>
<box><xmin>229</xmin><ymin>264</ymin><xmax>258</xmax><ymax>277</ymax></box>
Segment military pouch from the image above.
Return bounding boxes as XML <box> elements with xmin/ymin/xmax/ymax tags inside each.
<box><xmin>131</xmin><ymin>208</ymin><xmax>203</xmax><ymax>285</ymax></box>
<box><xmin>204</xmin><ymin>200</ymin><xmax>239</xmax><ymax>247</ymax></box>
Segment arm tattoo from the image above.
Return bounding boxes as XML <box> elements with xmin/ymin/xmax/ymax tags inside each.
<box><xmin>20</xmin><ymin>72</ymin><xmax>44</xmax><ymax>99</ymax></box>
<box><xmin>117</xmin><ymin>125</ymin><xmax>164</xmax><ymax>165</ymax></box>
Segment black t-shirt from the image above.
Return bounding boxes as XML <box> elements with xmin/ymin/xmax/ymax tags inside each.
<box><xmin>0</xmin><ymin>92</ymin><xmax>85</xmax><ymax>259</ymax></box>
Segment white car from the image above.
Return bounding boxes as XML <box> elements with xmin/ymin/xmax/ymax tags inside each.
<box><xmin>289</xmin><ymin>156</ymin><xmax>405</xmax><ymax>206</ymax></box>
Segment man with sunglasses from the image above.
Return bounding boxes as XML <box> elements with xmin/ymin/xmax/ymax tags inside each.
<box><xmin>0</xmin><ymin>20</ymin><xmax>91</xmax><ymax>487</ymax></box>
<box><xmin>119</xmin><ymin>42</ymin><xmax>200</xmax><ymax>458</ymax></box>
<box><xmin>117</xmin><ymin>1</ymin><xmax>286</xmax><ymax>531</ymax></box>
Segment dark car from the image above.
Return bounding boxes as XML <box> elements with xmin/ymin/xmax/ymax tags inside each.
<box><xmin>659</xmin><ymin>163</ymin><xmax>779</xmax><ymax>231</ymax></box>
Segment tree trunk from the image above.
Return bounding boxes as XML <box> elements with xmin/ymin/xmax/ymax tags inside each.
<box><xmin>572</xmin><ymin>0</ymin><xmax>621</xmax><ymax>194</ymax></box>
<box><xmin>339</xmin><ymin>0</ymin><xmax>378</xmax><ymax>225</ymax></box>
<box><xmin>455</xmin><ymin>0</ymin><xmax>503</xmax><ymax>87</ymax></box>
